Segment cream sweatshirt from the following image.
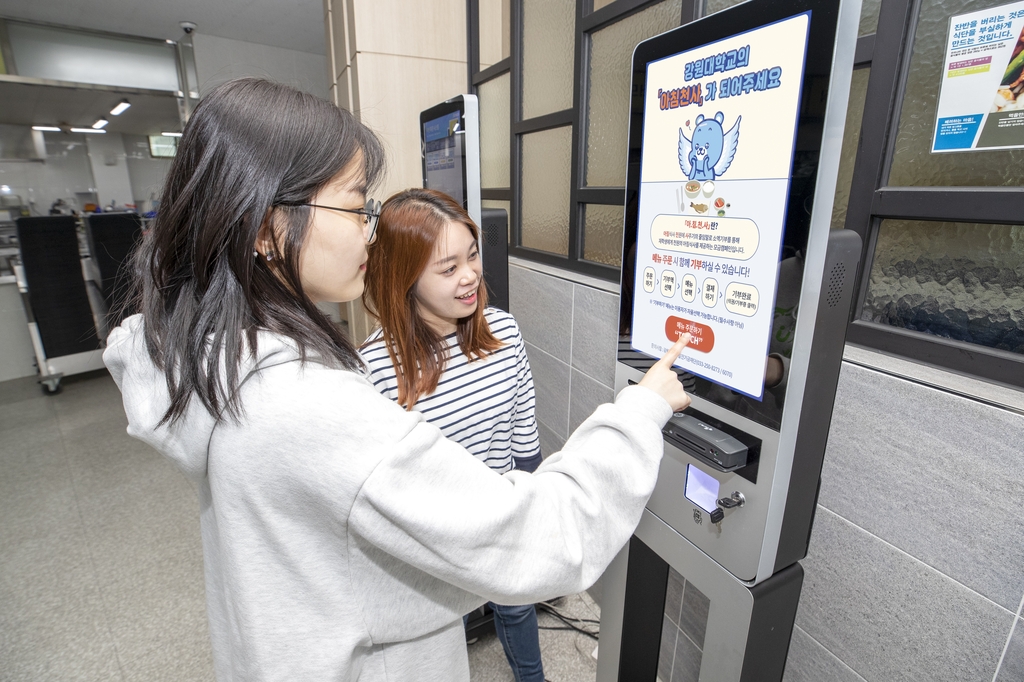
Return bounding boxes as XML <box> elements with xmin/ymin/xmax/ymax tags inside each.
<box><xmin>104</xmin><ymin>314</ymin><xmax>671</xmax><ymax>681</ymax></box>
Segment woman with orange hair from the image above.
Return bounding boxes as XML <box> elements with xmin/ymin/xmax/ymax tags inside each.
<box><xmin>361</xmin><ymin>188</ymin><xmax>547</xmax><ymax>681</ymax></box>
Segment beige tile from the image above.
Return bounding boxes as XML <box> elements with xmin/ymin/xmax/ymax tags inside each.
<box><xmin>351</xmin><ymin>0</ymin><xmax>466</xmax><ymax>62</ymax></box>
<box><xmin>324</xmin><ymin>7</ymin><xmax>336</xmax><ymax>84</ymax></box>
<box><xmin>329</xmin><ymin>1</ymin><xmax>349</xmax><ymax>78</ymax></box>
<box><xmin>336</xmin><ymin>66</ymin><xmax>352</xmax><ymax>112</ymax></box>
<box><xmin>349</xmin><ymin>56</ymin><xmax>360</xmax><ymax>113</ymax></box>
<box><xmin>353</xmin><ymin>52</ymin><xmax>467</xmax><ymax>196</ymax></box>
<box><xmin>345</xmin><ymin>0</ymin><xmax>358</xmax><ymax>65</ymax></box>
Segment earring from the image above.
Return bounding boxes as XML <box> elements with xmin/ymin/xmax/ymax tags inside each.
<box><xmin>253</xmin><ymin>249</ymin><xmax>259</xmax><ymax>259</ymax></box>
<box><xmin>266</xmin><ymin>250</ymin><xmax>275</xmax><ymax>261</ymax></box>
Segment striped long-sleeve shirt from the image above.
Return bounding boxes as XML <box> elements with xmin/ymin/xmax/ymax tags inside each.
<box><xmin>361</xmin><ymin>308</ymin><xmax>543</xmax><ymax>474</ymax></box>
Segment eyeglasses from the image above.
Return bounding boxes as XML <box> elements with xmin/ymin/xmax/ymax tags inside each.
<box><xmin>283</xmin><ymin>198</ymin><xmax>381</xmax><ymax>244</ymax></box>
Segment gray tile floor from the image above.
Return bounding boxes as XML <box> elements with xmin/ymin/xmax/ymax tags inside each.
<box><xmin>0</xmin><ymin>371</ymin><xmax>600</xmax><ymax>682</ymax></box>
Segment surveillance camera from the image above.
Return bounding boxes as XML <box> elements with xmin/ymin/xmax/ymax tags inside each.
<box><xmin>180</xmin><ymin>21</ymin><xmax>197</xmax><ymax>34</ymax></box>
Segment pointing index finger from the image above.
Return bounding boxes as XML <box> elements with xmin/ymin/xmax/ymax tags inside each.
<box><xmin>658</xmin><ymin>332</ymin><xmax>691</xmax><ymax>367</ymax></box>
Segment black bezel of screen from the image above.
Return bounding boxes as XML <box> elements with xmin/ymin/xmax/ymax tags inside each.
<box><xmin>617</xmin><ymin>0</ymin><xmax>841</xmax><ymax>432</ymax></box>
<box><xmin>419</xmin><ymin>97</ymin><xmax>470</xmax><ymax>211</ymax></box>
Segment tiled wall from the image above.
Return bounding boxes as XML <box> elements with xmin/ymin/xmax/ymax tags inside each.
<box><xmin>784</xmin><ymin>362</ymin><xmax>1024</xmax><ymax>682</ymax></box>
<box><xmin>508</xmin><ymin>261</ymin><xmax>1024</xmax><ymax>682</ymax></box>
<box><xmin>658</xmin><ymin>567</ymin><xmax>709</xmax><ymax>682</ymax></box>
<box><xmin>508</xmin><ymin>263</ymin><xmax>620</xmax><ymax>457</ymax></box>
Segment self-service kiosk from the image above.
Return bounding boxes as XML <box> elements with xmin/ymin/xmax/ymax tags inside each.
<box><xmin>598</xmin><ymin>0</ymin><xmax>862</xmax><ymax>679</ymax></box>
<box><xmin>420</xmin><ymin>95</ymin><xmax>482</xmax><ymax>227</ymax></box>
<box><xmin>420</xmin><ymin>95</ymin><xmax>510</xmax><ymax>311</ymax></box>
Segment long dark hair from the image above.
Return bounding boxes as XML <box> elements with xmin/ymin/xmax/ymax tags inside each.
<box><xmin>131</xmin><ymin>78</ymin><xmax>385</xmax><ymax>424</ymax></box>
<box><xmin>362</xmin><ymin>188</ymin><xmax>502</xmax><ymax>410</ymax></box>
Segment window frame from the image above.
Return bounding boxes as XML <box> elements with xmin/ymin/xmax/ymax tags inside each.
<box><xmin>469</xmin><ymin>0</ymin><xmax>1024</xmax><ymax>389</ymax></box>
<box><xmin>468</xmin><ymin>0</ymin><xmax>698</xmax><ymax>281</ymax></box>
<box><xmin>841</xmin><ymin>0</ymin><xmax>1024</xmax><ymax>389</ymax></box>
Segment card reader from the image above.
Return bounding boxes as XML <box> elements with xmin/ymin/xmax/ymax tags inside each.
<box><xmin>663</xmin><ymin>413</ymin><xmax>749</xmax><ymax>470</ymax></box>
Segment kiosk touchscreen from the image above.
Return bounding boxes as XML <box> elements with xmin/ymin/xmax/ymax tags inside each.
<box><xmin>599</xmin><ymin>0</ymin><xmax>863</xmax><ymax>678</ymax></box>
<box><xmin>419</xmin><ymin>95</ymin><xmax>482</xmax><ymax>227</ymax></box>
<box><xmin>615</xmin><ymin>0</ymin><xmax>862</xmax><ymax>585</ymax></box>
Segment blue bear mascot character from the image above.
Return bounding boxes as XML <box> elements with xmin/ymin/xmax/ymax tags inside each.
<box><xmin>678</xmin><ymin>112</ymin><xmax>741</xmax><ymax>181</ymax></box>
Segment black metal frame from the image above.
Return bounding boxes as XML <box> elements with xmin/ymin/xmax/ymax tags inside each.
<box><xmin>468</xmin><ymin>0</ymin><xmax>700</xmax><ymax>281</ymax></box>
<box><xmin>468</xmin><ymin>0</ymin><xmax>1024</xmax><ymax>388</ymax></box>
<box><xmin>839</xmin><ymin>0</ymin><xmax>1024</xmax><ymax>389</ymax></box>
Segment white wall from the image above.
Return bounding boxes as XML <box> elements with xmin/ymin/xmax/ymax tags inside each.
<box><xmin>122</xmin><ymin>134</ymin><xmax>172</xmax><ymax>213</ymax></box>
<box><xmin>193</xmin><ymin>33</ymin><xmax>329</xmax><ymax>99</ymax></box>
<box><xmin>86</xmin><ymin>133</ymin><xmax>133</xmax><ymax>209</ymax></box>
<box><xmin>0</xmin><ymin>134</ymin><xmax>95</xmax><ymax>213</ymax></box>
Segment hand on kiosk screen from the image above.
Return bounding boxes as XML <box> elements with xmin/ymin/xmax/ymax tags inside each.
<box><xmin>638</xmin><ymin>333</ymin><xmax>693</xmax><ymax>414</ymax></box>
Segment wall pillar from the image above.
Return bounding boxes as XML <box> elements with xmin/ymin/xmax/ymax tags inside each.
<box><xmin>323</xmin><ymin>0</ymin><xmax>468</xmax><ymax>343</ymax></box>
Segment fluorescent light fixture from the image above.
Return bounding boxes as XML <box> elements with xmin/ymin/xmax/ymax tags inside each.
<box><xmin>92</xmin><ymin>118</ymin><xmax>109</xmax><ymax>129</ymax></box>
<box><xmin>70</xmin><ymin>128</ymin><xmax>106</xmax><ymax>134</ymax></box>
<box><xmin>161</xmin><ymin>132</ymin><xmax>183</xmax><ymax>137</ymax></box>
<box><xmin>32</xmin><ymin>126</ymin><xmax>61</xmax><ymax>132</ymax></box>
<box><xmin>110</xmin><ymin>100</ymin><xmax>131</xmax><ymax>116</ymax></box>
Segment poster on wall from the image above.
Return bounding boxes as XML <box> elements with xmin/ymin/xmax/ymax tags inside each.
<box><xmin>932</xmin><ymin>0</ymin><xmax>1024</xmax><ymax>152</ymax></box>
<box><xmin>631</xmin><ymin>13</ymin><xmax>810</xmax><ymax>400</ymax></box>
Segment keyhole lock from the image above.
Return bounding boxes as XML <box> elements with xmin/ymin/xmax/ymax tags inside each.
<box><xmin>717</xmin><ymin>491</ymin><xmax>746</xmax><ymax>509</ymax></box>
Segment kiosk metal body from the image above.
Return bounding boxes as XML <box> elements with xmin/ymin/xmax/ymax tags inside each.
<box><xmin>419</xmin><ymin>95</ymin><xmax>509</xmax><ymax>311</ymax></box>
<box><xmin>598</xmin><ymin>0</ymin><xmax>862</xmax><ymax>678</ymax></box>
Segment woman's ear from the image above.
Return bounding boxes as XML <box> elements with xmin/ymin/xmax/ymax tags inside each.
<box><xmin>254</xmin><ymin>208</ymin><xmax>280</xmax><ymax>261</ymax></box>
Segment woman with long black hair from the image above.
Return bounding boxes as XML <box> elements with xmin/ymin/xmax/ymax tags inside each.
<box><xmin>104</xmin><ymin>77</ymin><xmax>691</xmax><ymax>681</ymax></box>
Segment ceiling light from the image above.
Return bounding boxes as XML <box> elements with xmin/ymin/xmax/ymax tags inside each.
<box><xmin>32</xmin><ymin>126</ymin><xmax>61</xmax><ymax>132</ymax></box>
<box><xmin>70</xmin><ymin>128</ymin><xmax>107</xmax><ymax>134</ymax></box>
<box><xmin>110</xmin><ymin>100</ymin><xmax>131</xmax><ymax>116</ymax></box>
<box><xmin>161</xmin><ymin>132</ymin><xmax>183</xmax><ymax>137</ymax></box>
<box><xmin>92</xmin><ymin>118</ymin><xmax>109</xmax><ymax>129</ymax></box>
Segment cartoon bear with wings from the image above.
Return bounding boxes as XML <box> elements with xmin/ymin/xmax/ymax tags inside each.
<box><xmin>678</xmin><ymin>112</ymin><xmax>741</xmax><ymax>181</ymax></box>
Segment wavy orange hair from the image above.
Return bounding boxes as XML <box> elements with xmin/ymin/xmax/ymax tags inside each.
<box><xmin>362</xmin><ymin>188</ymin><xmax>503</xmax><ymax>409</ymax></box>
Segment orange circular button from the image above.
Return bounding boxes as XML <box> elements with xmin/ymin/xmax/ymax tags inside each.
<box><xmin>665</xmin><ymin>316</ymin><xmax>715</xmax><ymax>353</ymax></box>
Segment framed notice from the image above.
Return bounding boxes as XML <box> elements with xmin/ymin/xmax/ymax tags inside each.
<box><xmin>932</xmin><ymin>0</ymin><xmax>1024</xmax><ymax>152</ymax></box>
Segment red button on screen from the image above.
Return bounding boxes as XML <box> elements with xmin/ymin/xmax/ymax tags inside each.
<box><xmin>665</xmin><ymin>316</ymin><xmax>714</xmax><ymax>353</ymax></box>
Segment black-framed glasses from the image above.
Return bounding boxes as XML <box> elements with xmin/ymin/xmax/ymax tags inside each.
<box><xmin>283</xmin><ymin>199</ymin><xmax>381</xmax><ymax>243</ymax></box>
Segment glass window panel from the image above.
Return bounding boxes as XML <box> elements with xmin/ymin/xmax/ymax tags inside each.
<box><xmin>7</xmin><ymin>22</ymin><xmax>179</xmax><ymax>91</ymax></box>
<box><xmin>584</xmin><ymin>203</ymin><xmax>625</xmax><ymax>266</ymax></box>
<box><xmin>887</xmin><ymin>0</ymin><xmax>1024</xmax><ymax>187</ymax></box>
<box><xmin>479</xmin><ymin>0</ymin><xmax>511</xmax><ymax>68</ymax></box>
<box><xmin>831</xmin><ymin>67</ymin><xmax>871</xmax><ymax>231</ymax></box>
<box><xmin>860</xmin><ymin>0</ymin><xmax>882</xmax><ymax>35</ymax></box>
<box><xmin>482</xmin><ymin>199</ymin><xmax>512</xmax><ymax>242</ymax></box>
<box><xmin>585</xmin><ymin>0</ymin><xmax>683</xmax><ymax>187</ymax></box>
<box><xmin>479</xmin><ymin>73</ymin><xmax>511</xmax><ymax>188</ymax></box>
<box><xmin>862</xmin><ymin>220</ymin><xmax>1024</xmax><ymax>354</ymax></box>
<box><xmin>521</xmin><ymin>126</ymin><xmax>572</xmax><ymax>255</ymax></box>
<box><xmin>706</xmin><ymin>0</ymin><xmax>880</xmax><ymax>34</ymax></box>
<box><xmin>704</xmin><ymin>0</ymin><xmax>746</xmax><ymax>15</ymax></box>
<box><xmin>522</xmin><ymin>0</ymin><xmax>575</xmax><ymax>119</ymax></box>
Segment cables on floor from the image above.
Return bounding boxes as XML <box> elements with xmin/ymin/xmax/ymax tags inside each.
<box><xmin>537</xmin><ymin>599</ymin><xmax>600</xmax><ymax>641</ymax></box>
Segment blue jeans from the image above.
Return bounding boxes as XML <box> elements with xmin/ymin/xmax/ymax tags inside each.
<box><xmin>467</xmin><ymin>603</ymin><xmax>545</xmax><ymax>682</ymax></box>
